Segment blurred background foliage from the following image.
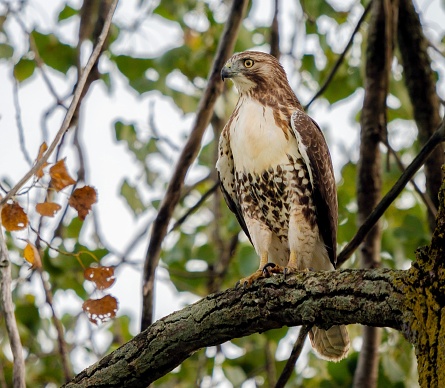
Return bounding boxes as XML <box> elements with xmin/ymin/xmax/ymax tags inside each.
<box><xmin>0</xmin><ymin>0</ymin><xmax>443</xmax><ymax>386</ymax></box>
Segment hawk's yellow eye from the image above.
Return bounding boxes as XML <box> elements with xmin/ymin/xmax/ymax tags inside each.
<box><xmin>244</xmin><ymin>59</ymin><xmax>254</xmax><ymax>68</ymax></box>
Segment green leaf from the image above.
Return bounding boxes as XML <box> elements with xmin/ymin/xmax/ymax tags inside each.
<box><xmin>120</xmin><ymin>180</ymin><xmax>145</xmax><ymax>215</ymax></box>
<box><xmin>0</xmin><ymin>43</ymin><xmax>13</xmax><ymax>59</ymax></box>
<box><xmin>58</xmin><ymin>4</ymin><xmax>78</xmax><ymax>21</ymax></box>
<box><xmin>14</xmin><ymin>58</ymin><xmax>36</xmax><ymax>82</ymax></box>
<box><xmin>31</xmin><ymin>31</ymin><xmax>76</xmax><ymax>74</ymax></box>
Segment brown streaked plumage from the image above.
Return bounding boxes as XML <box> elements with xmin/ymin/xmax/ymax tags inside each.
<box><xmin>216</xmin><ymin>51</ymin><xmax>349</xmax><ymax>362</ymax></box>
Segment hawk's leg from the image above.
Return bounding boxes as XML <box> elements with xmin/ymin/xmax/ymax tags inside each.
<box><xmin>283</xmin><ymin>251</ymin><xmax>311</xmax><ymax>277</ymax></box>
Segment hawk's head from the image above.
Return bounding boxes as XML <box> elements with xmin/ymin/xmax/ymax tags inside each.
<box><xmin>221</xmin><ymin>51</ymin><xmax>297</xmax><ymax>106</ymax></box>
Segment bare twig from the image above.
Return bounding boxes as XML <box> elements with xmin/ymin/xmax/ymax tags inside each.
<box><xmin>383</xmin><ymin>138</ymin><xmax>438</xmax><ymax>218</ymax></box>
<box><xmin>148</xmin><ymin>101</ymin><xmax>180</xmax><ymax>153</ymax></box>
<box><xmin>36</xmin><ymin>268</ymin><xmax>72</xmax><ymax>381</ymax></box>
<box><xmin>0</xmin><ymin>230</ymin><xmax>26</xmax><ymax>388</ymax></box>
<box><xmin>0</xmin><ymin>0</ymin><xmax>118</xmax><ymax>207</ymax></box>
<box><xmin>12</xmin><ymin>80</ymin><xmax>32</xmax><ymax>165</ymax></box>
<box><xmin>168</xmin><ymin>183</ymin><xmax>219</xmax><ymax>233</ymax></box>
<box><xmin>275</xmin><ymin>325</ymin><xmax>311</xmax><ymax>388</ymax></box>
<box><xmin>12</xmin><ymin>14</ymin><xmax>65</xmax><ymax>106</ymax></box>
<box><xmin>141</xmin><ymin>0</ymin><xmax>249</xmax><ymax>330</ymax></box>
<box><xmin>337</xmin><ymin>119</ymin><xmax>445</xmax><ymax>267</ymax></box>
<box><xmin>304</xmin><ymin>2</ymin><xmax>372</xmax><ymax>109</ymax></box>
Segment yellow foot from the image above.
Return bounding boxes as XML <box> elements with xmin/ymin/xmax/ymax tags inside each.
<box><xmin>283</xmin><ymin>266</ymin><xmax>312</xmax><ymax>277</ymax></box>
<box><xmin>236</xmin><ymin>263</ymin><xmax>287</xmax><ymax>288</ymax></box>
<box><xmin>236</xmin><ymin>269</ymin><xmax>264</xmax><ymax>288</ymax></box>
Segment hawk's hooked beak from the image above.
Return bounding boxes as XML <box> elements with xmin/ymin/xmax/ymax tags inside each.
<box><xmin>221</xmin><ymin>64</ymin><xmax>235</xmax><ymax>81</ymax></box>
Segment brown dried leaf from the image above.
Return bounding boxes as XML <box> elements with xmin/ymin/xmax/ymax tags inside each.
<box><xmin>49</xmin><ymin>159</ymin><xmax>76</xmax><ymax>191</ymax></box>
<box><xmin>82</xmin><ymin>295</ymin><xmax>118</xmax><ymax>325</ymax></box>
<box><xmin>84</xmin><ymin>266</ymin><xmax>115</xmax><ymax>290</ymax></box>
<box><xmin>68</xmin><ymin>186</ymin><xmax>97</xmax><ymax>220</ymax></box>
<box><xmin>1</xmin><ymin>202</ymin><xmax>29</xmax><ymax>231</ymax></box>
<box><xmin>36</xmin><ymin>202</ymin><xmax>62</xmax><ymax>217</ymax></box>
<box><xmin>35</xmin><ymin>142</ymin><xmax>49</xmax><ymax>179</ymax></box>
<box><xmin>23</xmin><ymin>242</ymin><xmax>42</xmax><ymax>270</ymax></box>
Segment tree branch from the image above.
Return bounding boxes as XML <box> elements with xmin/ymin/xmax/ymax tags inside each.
<box><xmin>304</xmin><ymin>1</ymin><xmax>372</xmax><ymax>109</ymax></box>
<box><xmin>398</xmin><ymin>0</ymin><xmax>444</xmax><ymax>231</ymax></box>
<box><xmin>275</xmin><ymin>325</ymin><xmax>311</xmax><ymax>388</ymax></box>
<box><xmin>65</xmin><ymin>268</ymin><xmax>406</xmax><ymax>387</ymax></box>
<box><xmin>141</xmin><ymin>0</ymin><xmax>249</xmax><ymax>330</ymax></box>
<box><xmin>337</xmin><ymin>119</ymin><xmax>445</xmax><ymax>267</ymax></box>
<box><xmin>0</xmin><ymin>0</ymin><xmax>118</xmax><ymax>207</ymax></box>
<box><xmin>354</xmin><ymin>0</ymin><xmax>395</xmax><ymax>384</ymax></box>
<box><xmin>0</xmin><ymin>230</ymin><xmax>25</xmax><ymax>388</ymax></box>
<box><xmin>269</xmin><ymin>0</ymin><xmax>280</xmax><ymax>60</ymax></box>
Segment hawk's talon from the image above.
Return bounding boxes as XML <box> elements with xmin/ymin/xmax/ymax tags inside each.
<box><xmin>262</xmin><ymin>262</ymin><xmax>276</xmax><ymax>277</ymax></box>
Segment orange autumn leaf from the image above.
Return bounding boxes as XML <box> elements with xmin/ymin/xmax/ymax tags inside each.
<box><xmin>84</xmin><ymin>266</ymin><xmax>115</xmax><ymax>290</ymax></box>
<box><xmin>35</xmin><ymin>142</ymin><xmax>49</xmax><ymax>179</ymax></box>
<box><xmin>68</xmin><ymin>186</ymin><xmax>97</xmax><ymax>220</ymax></box>
<box><xmin>1</xmin><ymin>202</ymin><xmax>28</xmax><ymax>231</ymax></box>
<box><xmin>49</xmin><ymin>159</ymin><xmax>76</xmax><ymax>191</ymax></box>
<box><xmin>82</xmin><ymin>295</ymin><xmax>118</xmax><ymax>325</ymax></box>
<box><xmin>36</xmin><ymin>202</ymin><xmax>62</xmax><ymax>217</ymax></box>
<box><xmin>23</xmin><ymin>242</ymin><xmax>42</xmax><ymax>269</ymax></box>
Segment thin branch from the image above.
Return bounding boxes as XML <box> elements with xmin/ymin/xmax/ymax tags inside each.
<box><xmin>12</xmin><ymin>80</ymin><xmax>32</xmax><ymax>165</ymax></box>
<box><xmin>275</xmin><ymin>325</ymin><xmax>311</xmax><ymax>388</ymax></box>
<box><xmin>36</xmin><ymin>268</ymin><xmax>72</xmax><ymax>381</ymax></box>
<box><xmin>383</xmin><ymin>138</ymin><xmax>437</xmax><ymax>218</ymax></box>
<box><xmin>0</xmin><ymin>0</ymin><xmax>118</xmax><ymax>207</ymax></box>
<box><xmin>0</xmin><ymin>230</ymin><xmax>26</xmax><ymax>388</ymax></box>
<box><xmin>304</xmin><ymin>1</ymin><xmax>372</xmax><ymax>109</ymax></box>
<box><xmin>141</xmin><ymin>0</ymin><xmax>249</xmax><ymax>330</ymax></box>
<box><xmin>337</xmin><ymin>119</ymin><xmax>445</xmax><ymax>267</ymax></box>
<box><xmin>168</xmin><ymin>182</ymin><xmax>219</xmax><ymax>233</ymax></box>
<box><xmin>12</xmin><ymin>14</ymin><xmax>65</xmax><ymax>106</ymax></box>
<box><xmin>148</xmin><ymin>101</ymin><xmax>180</xmax><ymax>153</ymax></box>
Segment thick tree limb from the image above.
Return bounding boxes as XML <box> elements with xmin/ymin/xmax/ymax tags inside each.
<box><xmin>65</xmin><ymin>268</ymin><xmax>406</xmax><ymax>387</ymax></box>
<box><xmin>141</xmin><ymin>0</ymin><xmax>249</xmax><ymax>330</ymax></box>
<box><xmin>0</xmin><ymin>231</ymin><xmax>25</xmax><ymax>388</ymax></box>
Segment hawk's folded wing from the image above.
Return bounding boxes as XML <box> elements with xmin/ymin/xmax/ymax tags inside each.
<box><xmin>291</xmin><ymin>110</ymin><xmax>338</xmax><ymax>268</ymax></box>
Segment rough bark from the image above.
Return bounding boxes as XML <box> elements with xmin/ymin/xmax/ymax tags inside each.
<box><xmin>403</xmin><ymin>167</ymin><xmax>445</xmax><ymax>387</ymax></box>
<box><xmin>65</xmin><ymin>268</ymin><xmax>407</xmax><ymax>387</ymax></box>
<box><xmin>397</xmin><ymin>0</ymin><xmax>444</xmax><ymax>230</ymax></box>
<box><xmin>354</xmin><ymin>0</ymin><xmax>396</xmax><ymax>386</ymax></box>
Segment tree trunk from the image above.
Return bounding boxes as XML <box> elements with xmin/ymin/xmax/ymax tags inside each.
<box><xmin>354</xmin><ymin>0</ymin><xmax>397</xmax><ymax>385</ymax></box>
<box><xmin>397</xmin><ymin>0</ymin><xmax>444</xmax><ymax>230</ymax></box>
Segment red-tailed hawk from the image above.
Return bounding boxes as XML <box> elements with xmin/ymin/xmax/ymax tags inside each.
<box><xmin>216</xmin><ymin>51</ymin><xmax>349</xmax><ymax>361</ymax></box>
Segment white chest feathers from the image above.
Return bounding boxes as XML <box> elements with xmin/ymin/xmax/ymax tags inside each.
<box><xmin>229</xmin><ymin>98</ymin><xmax>299</xmax><ymax>173</ymax></box>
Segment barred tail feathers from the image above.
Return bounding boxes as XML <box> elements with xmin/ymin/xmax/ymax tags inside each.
<box><xmin>309</xmin><ymin>325</ymin><xmax>350</xmax><ymax>362</ymax></box>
